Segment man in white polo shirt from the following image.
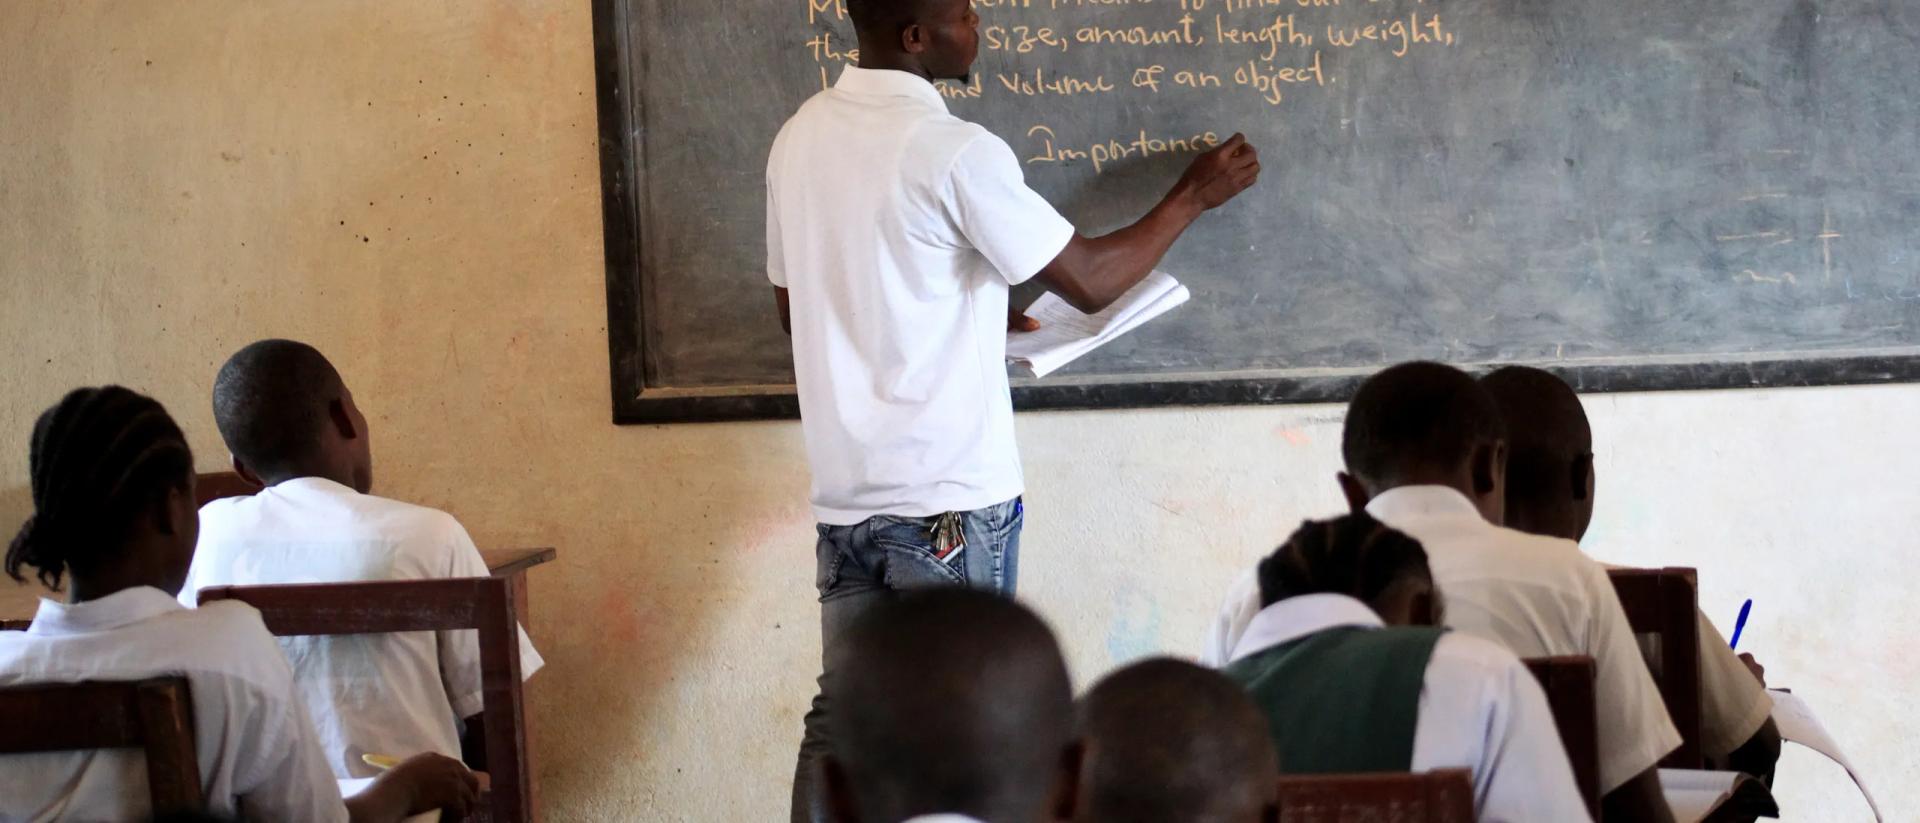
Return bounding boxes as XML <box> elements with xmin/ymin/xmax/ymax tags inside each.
<box><xmin>1204</xmin><ymin>362</ymin><xmax>1681</xmax><ymax>822</ymax></box>
<box><xmin>768</xmin><ymin>0</ymin><xmax>1259</xmax><ymax>818</ymax></box>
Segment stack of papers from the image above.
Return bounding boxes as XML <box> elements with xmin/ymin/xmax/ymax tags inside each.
<box><xmin>1660</xmin><ymin>769</ymin><xmax>1778</xmax><ymax>822</ymax></box>
<box><xmin>1006</xmin><ymin>270</ymin><xmax>1189</xmax><ymax>377</ymax></box>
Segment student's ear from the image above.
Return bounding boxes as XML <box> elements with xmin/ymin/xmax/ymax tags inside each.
<box><xmin>328</xmin><ymin>397</ymin><xmax>361</xmax><ymax>441</ymax></box>
<box><xmin>900</xmin><ymin>21</ymin><xmax>928</xmax><ymax>55</ymax></box>
<box><xmin>1570</xmin><ymin>452</ymin><xmax>1594</xmax><ymax>502</ymax></box>
<box><xmin>230</xmin><ymin>456</ymin><xmax>265</xmax><ymax>489</ymax></box>
<box><xmin>1335</xmin><ymin>472</ymin><xmax>1370</xmax><ymax>514</ymax></box>
<box><xmin>819</xmin><ymin>755</ymin><xmax>860</xmax><ymax>823</ymax></box>
<box><xmin>1049</xmin><ymin>739</ymin><xmax>1087</xmax><ymax>822</ymax></box>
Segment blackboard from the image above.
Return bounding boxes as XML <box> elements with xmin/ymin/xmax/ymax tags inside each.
<box><xmin>594</xmin><ymin>0</ymin><xmax>1920</xmax><ymax>423</ymax></box>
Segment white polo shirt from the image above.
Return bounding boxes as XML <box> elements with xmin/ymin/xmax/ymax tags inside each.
<box><xmin>179</xmin><ymin>477</ymin><xmax>545</xmax><ymax>779</ymax></box>
<box><xmin>767</xmin><ymin>66</ymin><xmax>1077</xmax><ymax>525</ymax></box>
<box><xmin>1205</xmin><ymin>486</ymin><xmax>1680</xmax><ymax>794</ymax></box>
<box><xmin>0</xmin><ymin>587</ymin><xmax>346</xmax><ymax>822</ymax></box>
<box><xmin>1229</xmin><ymin>594</ymin><xmax>1591</xmax><ymax>823</ymax></box>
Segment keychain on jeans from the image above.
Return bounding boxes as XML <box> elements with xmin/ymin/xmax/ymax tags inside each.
<box><xmin>931</xmin><ymin>511</ymin><xmax>966</xmax><ymax>563</ymax></box>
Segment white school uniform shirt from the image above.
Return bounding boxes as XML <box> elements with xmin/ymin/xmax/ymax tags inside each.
<box><xmin>767</xmin><ymin>65</ymin><xmax>1076</xmax><ymax>525</ymax></box>
<box><xmin>1229</xmin><ymin>594</ymin><xmax>1591</xmax><ymax>823</ymax></box>
<box><xmin>1205</xmin><ymin>486</ymin><xmax>1681</xmax><ymax>794</ymax></box>
<box><xmin>179</xmin><ymin>477</ymin><xmax>545</xmax><ymax>779</ymax></box>
<box><xmin>0</xmin><ymin>586</ymin><xmax>346</xmax><ymax>823</ymax></box>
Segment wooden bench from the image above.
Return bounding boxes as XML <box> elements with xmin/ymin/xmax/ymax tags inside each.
<box><xmin>1609</xmin><ymin>566</ymin><xmax>1704</xmax><ymax>768</ymax></box>
<box><xmin>1525</xmin><ymin>655</ymin><xmax>1601</xmax><ymax>818</ymax></box>
<box><xmin>1275</xmin><ymin>769</ymin><xmax>1474</xmax><ymax>822</ymax></box>
<box><xmin>0</xmin><ymin>677</ymin><xmax>203</xmax><ymax>816</ymax></box>
<box><xmin>198</xmin><ymin>577</ymin><xmax>531</xmax><ymax>823</ymax></box>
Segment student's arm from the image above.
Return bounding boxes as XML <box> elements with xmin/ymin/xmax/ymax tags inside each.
<box><xmin>1723</xmin><ymin>717</ymin><xmax>1782</xmax><ymax>784</ymax></box>
<box><xmin>1034</xmin><ymin>135</ymin><xmax>1261</xmax><ymax>313</ymax></box>
<box><xmin>460</xmin><ymin>715</ymin><xmax>489</xmax><ymax>772</ymax></box>
<box><xmin>345</xmin><ymin>753</ymin><xmax>481</xmax><ymax>823</ymax></box>
<box><xmin>1601</xmin><ymin>767</ymin><xmax>1675</xmax><ymax>823</ymax></box>
<box><xmin>775</xmin><ymin>287</ymin><xmax>790</xmax><ymax>334</ymax></box>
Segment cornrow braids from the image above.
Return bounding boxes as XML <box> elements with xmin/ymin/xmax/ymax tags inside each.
<box><xmin>1255</xmin><ymin>513</ymin><xmax>1432</xmax><ymax>610</ymax></box>
<box><xmin>6</xmin><ymin>387</ymin><xmax>194</xmax><ymax>591</ymax></box>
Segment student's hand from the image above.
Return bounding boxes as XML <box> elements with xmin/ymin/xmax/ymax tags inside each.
<box><xmin>1172</xmin><ymin>133</ymin><xmax>1261</xmax><ymax>212</ymax></box>
<box><xmin>1009</xmin><ymin>306</ymin><xmax>1040</xmax><ymax>332</ymax></box>
<box><xmin>384</xmin><ymin>752</ymin><xmax>482</xmax><ymax>819</ymax></box>
<box><xmin>1739</xmin><ymin>652</ymin><xmax>1767</xmax><ymax>687</ymax></box>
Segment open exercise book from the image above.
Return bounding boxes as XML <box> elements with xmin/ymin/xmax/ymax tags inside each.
<box><xmin>1006</xmin><ymin>270</ymin><xmax>1189</xmax><ymax>378</ymax></box>
<box><xmin>1661</xmin><ymin>769</ymin><xmax>1777</xmax><ymax>823</ymax></box>
<box><xmin>1768</xmin><ymin>689</ymin><xmax>1883</xmax><ymax>821</ymax></box>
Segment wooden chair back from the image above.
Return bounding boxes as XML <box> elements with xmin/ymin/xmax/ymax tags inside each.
<box><xmin>197</xmin><ymin>577</ymin><xmax>529</xmax><ymax>822</ymax></box>
<box><xmin>0</xmin><ymin>677</ymin><xmax>204</xmax><ymax>815</ymax></box>
<box><xmin>194</xmin><ymin>471</ymin><xmax>261</xmax><ymax>508</ymax></box>
<box><xmin>0</xmin><ymin>618</ymin><xmax>31</xmax><ymax>631</ymax></box>
<box><xmin>1275</xmin><ymin>769</ymin><xmax>1474</xmax><ymax>822</ymax></box>
<box><xmin>1608</xmin><ymin>566</ymin><xmax>1703</xmax><ymax>768</ymax></box>
<box><xmin>1524</xmin><ymin>655</ymin><xmax>1601</xmax><ymax>817</ymax></box>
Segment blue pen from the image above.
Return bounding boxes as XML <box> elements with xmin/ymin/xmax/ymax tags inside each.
<box><xmin>1730</xmin><ymin>599</ymin><xmax>1753</xmax><ymax>650</ymax></box>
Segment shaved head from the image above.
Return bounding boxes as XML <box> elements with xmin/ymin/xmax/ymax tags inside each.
<box><xmin>1074</xmin><ymin>658</ymin><xmax>1278</xmax><ymax>823</ymax></box>
<box><xmin>1480</xmin><ymin>366</ymin><xmax>1595</xmax><ymax>541</ymax></box>
<box><xmin>823</xmin><ymin>589</ymin><xmax>1077</xmax><ymax>823</ymax></box>
<box><xmin>1340</xmin><ymin>362</ymin><xmax>1508</xmax><ymax>523</ymax></box>
<box><xmin>212</xmin><ymin>339</ymin><xmax>370</xmax><ymax>491</ymax></box>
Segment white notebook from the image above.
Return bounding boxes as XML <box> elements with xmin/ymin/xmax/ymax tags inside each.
<box><xmin>1006</xmin><ymin>270</ymin><xmax>1190</xmax><ymax>377</ymax></box>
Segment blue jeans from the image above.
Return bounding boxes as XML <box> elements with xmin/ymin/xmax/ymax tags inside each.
<box><xmin>789</xmin><ymin>497</ymin><xmax>1023</xmax><ymax>823</ymax></box>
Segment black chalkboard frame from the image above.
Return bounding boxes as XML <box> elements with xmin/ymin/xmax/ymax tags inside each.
<box><xmin>592</xmin><ymin>0</ymin><xmax>1920</xmax><ymax>425</ymax></box>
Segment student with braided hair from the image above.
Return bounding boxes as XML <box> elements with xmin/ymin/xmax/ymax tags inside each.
<box><xmin>1221</xmin><ymin>513</ymin><xmax>1590</xmax><ymax>823</ymax></box>
<box><xmin>0</xmin><ymin>386</ymin><xmax>478</xmax><ymax>823</ymax></box>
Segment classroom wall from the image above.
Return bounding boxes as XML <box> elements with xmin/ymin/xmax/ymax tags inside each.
<box><xmin>1</xmin><ymin>2</ymin><xmax>1908</xmax><ymax>820</ymax></box>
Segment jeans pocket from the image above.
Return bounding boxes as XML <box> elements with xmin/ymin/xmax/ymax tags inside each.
<box><xmin>866</xmin><ymin>518</ymin><xmax>966</xmax><ymax>588</ymax></box>
<box><xmin>814</xmin><ymin>525</ymin><xmax>845</xmax><ymax>595</ymax></box>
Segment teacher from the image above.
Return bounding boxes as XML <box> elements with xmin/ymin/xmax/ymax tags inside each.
<box><xmin>767</xmin><ymin>0</ymin><xmax>1260</xmax><ymax>820</ymax></box>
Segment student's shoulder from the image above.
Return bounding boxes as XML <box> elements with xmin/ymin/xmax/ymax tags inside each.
<box><xmin>159</xmin><ymin>601</ymin><xmax>297</xmax><ymax>685</ymax></box>
<box><xmin>1431</xmin><ymin>630</ymin><xmax>1534</xmax><ymax>681</ymax></box>
<box><xmin>354</xmin><ymin>492</ymin><xmax>467</xmax><ymax>536</ymax></box>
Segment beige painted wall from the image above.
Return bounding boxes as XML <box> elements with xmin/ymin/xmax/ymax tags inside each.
<box><xmin>1</xmin><ymin>2</ymin><xmax>1909</xmax><ymax>820</ymax></box>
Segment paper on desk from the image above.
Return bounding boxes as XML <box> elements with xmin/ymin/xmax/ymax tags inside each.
<box><xmin>1006</xmin><ymin>270</ymin><xmax>1189</xmax><ymax>377</ymax></box>
<box><xmin>1660</xmin><ymin>769</ymin><xmax>1743</xmax><ymax>823</ymax></box>
<box><xmin>1770</xmin><ymin>689</ymin><xmax>1883</xmax><ymax>821</ymax></box>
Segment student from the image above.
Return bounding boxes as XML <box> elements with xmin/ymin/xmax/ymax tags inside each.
<box><xmin>1204</xmin><ymin>362</ymin><xmax>1679</xmax><ymax>822</ymax></box>
<box><xmin>768</xmin><ymin>0</ymin><xmax>1257</xmax><ymax>816</ymax></box>
<box><xmin>0</xmin><ymin>386</ymin><xmax>478</xmax><ymax>822</ymax></box>
<box><xmin>1222</xmin><ymin>514</ymin><xmax>1589</xmax><ymax>822</ymax></box>
<box><xmin>176</xmin><ymin>339</ymin><xmax>544</xmax><ymax>779</ymax></box>
<box><xmin>821</xmin><ymin>588</ymin><xmax>1081</xmax><ymax>823</ymax></box>
<box><xmin>1480</xmin><ymin>365</ymin><xmax>1782</xmax><ymax>780</ymax></box>
<box><xmin>1070</xmin><ymin>658</ymin><xmax>1278</xmax><ymax>823</ymax></box>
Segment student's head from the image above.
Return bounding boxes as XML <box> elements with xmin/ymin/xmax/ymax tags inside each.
<box><xmin>1257</xmin><ymin>513</ymin><xmax>1440</xmax><ymax>627</ymax></box>
<box><xmin>1339</xmin><ymin>361</ymin><xmax>1507</xmax><ymax>525</ymax></box>
<box><xmin>5</xmin><ymin>387</ymin><xmax>198</xmax><ymax>598</ymax></box>
<box><xmin>212</xmin><ymin>339</ymin><xmax>371</xmax><ymax>492</ymax></box>
<box><xmin>822</xmin><ymin>588</ymin><xmax>1080</xmax><ymax>823</ymax></box>
<box><xmin>1480</xmin><ymin>366</ymin><xmax>1595</xmax><ymax>542</ymax></box>
<box><xmin>1071</xmin><ymin>658</ymin><xmax>1278</xmax><ymax>823</ymax></box>
<box><xmin>847</xmin><ymin>0</ymin><xmax>980</xmax><ymax>81</ymax></box>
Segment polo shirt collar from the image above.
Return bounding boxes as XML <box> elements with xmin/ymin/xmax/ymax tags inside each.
<box><xmin>27</xmin><ymin>586</ymin><xmax>183</xmax><ymax>636</ymax></box>
<box><xmin>1365</xmin><ymin>485</ymin><xmax>1486</xmax><ymax>524</ymax></box>
<box><xmin>264</xmin><ymin>476</ymin><xmax>357</xmax><ymax>499</ymax></box>
<box><xmin>1227</xmin><ymin>593</ymin><xmax>1384</xmax><ymax>664</ymax></box>
<box><xmin>835</xmin><ymin>66</ymin><xmax>949</xmax><ymax>112</ymax></box>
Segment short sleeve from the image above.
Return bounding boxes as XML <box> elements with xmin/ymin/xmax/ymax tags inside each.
<box><xmin>1582</xmin><ymin>563</ymin><xmax>1683</xmax><ymax>792</ymax></box>
<box><xmin>1416</xmin><ymin>636</ymin><xmax>1592</xmax><ymax>822</ymax></box>
<box><xmin>439</xmin><ymin>522</ymin><xmax>545</xmax><ymax>720</ymax></box>
<box><xmin>945</xmin><ymin>135</ymin><xmax>1076</xmax><ymax>285</ymax></box>
<box><xmin>1695</xmin><ymin>611</ymin><xmax>1773</xmax><ymax>757</ymax></box>
<box><xmin>766</xmin><ymin>178</ymin><xmax>788</xmax><ymax>288</ymax></box>
<box><xmin>1201</xmin><ymin>568</ymin><xmax>1262</xmax><ymax>667</ymax></box>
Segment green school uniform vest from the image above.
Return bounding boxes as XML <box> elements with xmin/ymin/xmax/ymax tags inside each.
<box><xmin>1223</xmin><ymin>626</ymin><xmax>1445</xmax><ymax>774</ymax></box>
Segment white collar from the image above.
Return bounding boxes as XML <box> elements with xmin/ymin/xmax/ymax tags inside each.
<box><xmin>1365</xmin><ymin>485</ymin><xmax>1487</xmax><ymax>524</ymax></box>
<box><xmin>27</xmin><ymin>586</ymin><xmax>184</xmax><ymax>636</ymax></box>
<box><xmin>1227</xmin><ymin>593</ymin><xmax>1385</xmax><ymax>664</ymax></box>
<box><xmin>263</xmin><ymin>476</ymin><xmax>357</xmax><ymax>498</ymax></box>
<box><xmin>834</xmin><ymin>66</ymin><xmax>949</xmax><ymax>112</ymax></box>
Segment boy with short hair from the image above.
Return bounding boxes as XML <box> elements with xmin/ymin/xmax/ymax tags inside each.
<box><xmin>178</xmin><ymin>339</ymin><xmax>543</xmax><ymax>779</ymax></box>
<box><xmin>1071</xmin><ymin>658</ymin><xmax>1279</xmax><ymax>823</ymax></box>
<box><xmin>1480</xmin><ymin>365</ymin><xmax>1781</xmax><ymax>780</ymax></box>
